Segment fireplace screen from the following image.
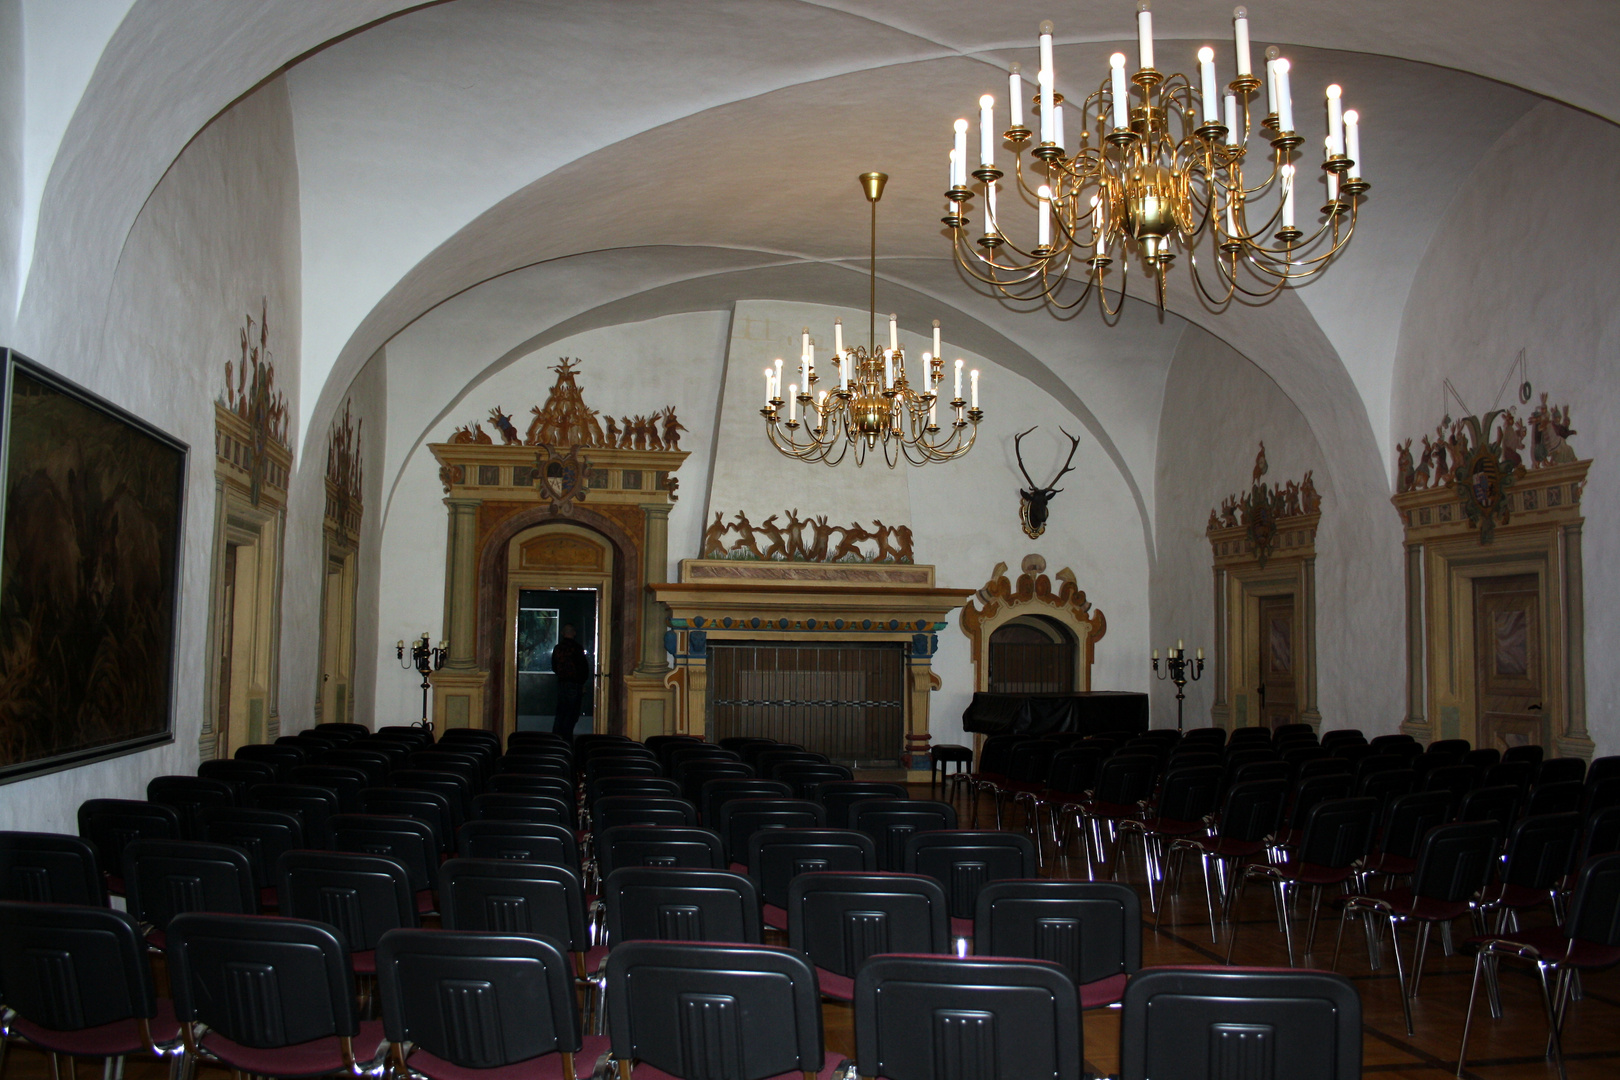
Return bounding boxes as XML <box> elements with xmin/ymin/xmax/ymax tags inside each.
<box><xmin>707</xmin><ymin>642</ymin><xmax>905</xmax><ymax>766</ymax></box>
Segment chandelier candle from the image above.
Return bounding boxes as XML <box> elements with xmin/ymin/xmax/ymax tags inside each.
<box><xmin>1344</xmin><ymin>109</ymin><xmax>1361</xmax><ymax>177</ymax></box>
<box><xmin>938</xmin><ymin>3</ymin><xmax>1372</xmax><ymax>313</ymax></box>
<box><xmin>980</xmin><ymin>95</ymin><xmax>996</xmax><ymax>167</ymax></box>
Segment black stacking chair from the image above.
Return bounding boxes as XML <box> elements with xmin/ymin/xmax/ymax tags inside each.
<box><xmin>1538</xmin><ymin>758</ymin><xmax>1587</xmax><ymax>786</ymax></box>
<box><xmin>1225</xmin><ymin>797</ymin><xmax>1379</xmax><ymax>967</ymax></box>
<box><xmin>586</xmin><ymin>776</ymin><xmax>682</xmax><ymax>806</ymax></box>
<box><xmin>602</xmin><ymin>866</ymin><xmax>762</xmax><ymax>945</ymax></box>
<box><xmin>1588</xmin><ymin>755</ymin><xmax>1620</xmax><ymax>784</ymax></box>
<box><xmin>456</xmin><ymin>820</ymin><xmax>580</xmax><ymax>872</ymax></box>
<box><xmin>718</xmin><ymin>798</ymin><xmax>824</xmax><ymax>864</ymax></box>
<box><xmin>1464</xmin><ymin>747</ymin><xmax>1502</xmax><ymax>769</ymax></box>
<box><xmin>197</xmin><ymin>758</ymin><xmax>277</xmax><ymax>800</ymax></box>
<box><xmin>377</xmin><ymin>725</ymin><xmax>433</xmax><ymax>748</ymax></box>
<box><xmin>756</xmin><ymin>750</ymin><xmax>828</xmax><ymax>776</ymax></box>
<box><xmin>0</xmin><ymin>831</ymin><xmax>106</xmax><ymax>905</ymax></box>
<box><xmin>677</xmin><ymin>760</ymin><xmax>754</xmax><ymax>801</ymax></box>
<box><xmin>1118</xmin><ymin>763</ymin><xmax>1223</xmax><ymax>903</ymax></box>
<box><xmin>715</xmin><ymin>735</ymin><xmax>772</xmax><ymax>754</ymax></box>
<box><xmin>1274</xmin><ymin>772</ymin><xmax>1355</xmax><ymax>850</ymax></box>
<box><xmin>1159</xmin><ymin>778</ymin><xmax>1289</xmax><ymax>942</ymax></box>
<box><xmin>248</xmin><ymin>783</ymin><xmax>343</xmax><ymax>847</ymax></box>
<box><xmin>668</xmin><ymin>745</ymin><xmax>739</xmax><ymax>770</ymax></box>
<box><xmin>277</xmin><ymin>850</ymin><xmax>417</xmax><ymax>976</ymax></box>
<box><xmin>292</xmin><ymin>764</ymin><xmax>371</xmax><ymax>812</ymax></box>
<box><xmin>1360</xmin><ymin>790</ymin><xmax>1453</xmax><ymax>887</ymax></box>
<box><xmin>1457</xmin><ymin>852</ymin><xmax>1620</xmax><ymax>1080</ymax></box>
<box><xmin>123</xmin><ymin>840</ymin><xmax>257</xmax><ymax>947</ymax></box>
<box><xmin>0</xmin><ymin>901</ymin><xmax>185</xmax><ymax>1075</ymax></box>
<box><xmin>699</xmin><ymin>777</ymin><xmax>793</xmax><ymax>827</ymax></box>
<box><xmin>376</xmin><ymin>927</ymin><xmax>606</xmax><ymax>1080</ymax></box>
<box><xmin>472</xmin><ymin>792</ymin><xmax>574</xmax><ymax>828</ymax></box>
<box><xmin>234</xmin><ymin>742</ymin><xmax>306</xmax><ymax>779</ymax></box>
<box><xmin>1425</xmin><ymin>763</ymin><xmax>1481</xmax><ymax>810</ymax></box>
<box><xmin>848</xmin><ymin>799</ymin><xmax>957</xmax><ymax>871</ymax></box>
<box><xmin>604</xmin><ymin>941</ymin><xmax>840</xmax><ymax>1079</ymax></box>
<box><xmin>486</xmin><ymin>772</ymin><xmax>574</xmax><ymax>802</ymax></box>
<box><xmin>1526</xmin><ymin>780</ymin><xmax>1584</xmax><ymax>817</ymax></box>
<box><xmin>314</xmin><ymin>722</ymin><xmax>369</xmax><ymax>741</ymax></box>
<box><xmin>773</xmin><ymin>763</ymin><xmax>855</xmax><ymax>798</ymax></box>
<box><xmin>853</xmin><ymin>955</ymin><xmax>1082</xmax><ymax>1080</ymax></box>
<box><xmin>329</xmin><ymin>814</ymin><xmax>440</xmax><ymax>912</ymax></box>
<box><xmin>165</xmin><ymin>912</ymin><xmax>388</xmax><ymax>1079</ymax></box>
<box><xmin>591</xmin><ymin>796</ymin><xmax>699</xmax><ymax>832</ymax></box>
<box><xmin>360</xmin><ymin>787</ymin><xmax>452</xmax><ymax>852</ymax></box>
<box><xmin>1069</xmin><ymin>753</ymin><xmax>1158</xmax><ymax>878</ymax></box>
<box><xmin>409</xmin><ymin>749</ymin><xmax>487</xmax><ymax>786</ymax></box>
<box><xmin>962</xmin><ymin>734</ymin><xmax>1024</xmax><ymax>826</ymax></box>
<box><xmin>200</xmin><ymin>806</ymin><xmax>305</xmax><ymax>905</ymax></box>
<box><xmin>903</xmin><ymin>830</ymin><xmax>1036</xmax><ymax>939</ymax></box>
<box><xmin>974</xmin><ymin>879</ymin><xmax>1140</xmax><ymax>1009</ymax></box>
<box><xmin>747</xmin><ymin>829</ymin><xmax>877</xmax><ymax>928</ymax></box>
<box><xmin>786</xmin><ymin>871</ymin><xmax>951</xmax><ymax>1000</ymax></box>
<box><xmin>1459</xmin><ymin>784</ymin><xmax>1521</xmax><ymax>829</ymax></box>
<box><xmin>1035</xmin><ymin>746</ymin><xmax>1107</xmax><ymax>850</ymax></box>
<box><xmin>810</xmin><ymin>781</ymin><xmax>908</xmax><ymax>828</ymax></box>
<box><xmin>146</xmin><ymin>776</ymin><xmax>237</xmax><ymax>840</ymax></box>
<box><xmin>1476</xmin><ymin>813</ymin><xmax>1584</xmax><ymax>931</ymax></box>
<box><xmin>391</xmin><ymin>768</ymin><xmax>473</xmax><ymax>824</ymax></box>
<box><xmin>1357</xmin><ymin>766</ymin><xmax>1416</xmax><ymax>804</ymax></box>
<box><xmin>586</xmin><ymin>757</ymin><xmax>664</xmax><ymax>785</ymax></box>
<box><xmin>438</xmin><ymin>858</ymin><xmax>592</xmax><ymax>952</ymax></box>
<box><xmin>1120</xmin><ymin>967</ymin><xmax>1361</xmax><ymax>1080</ymax></box>
<box><xmin>77</xmin><ymin>799</ymin><xmax>181</xmax><ymax>896</ymax></box>
<box><xmin>595</xmin><ymin>825</ymin><xmax>724</xmax><ymax>879</ymax></box>
<box><xmin>320</xmin><ymin>749</ymin><xmax>393</xmax><ymax>787</ymax></box>
<box><xmin>1333</xmin><ymin>820</ymin><xmax>1502</xmax><ymax>1035</ymax></box>
<box><xmin>1502</xmin><ymin>743</ymin><xmax>1545</xmax><ymax>767</ymax></box>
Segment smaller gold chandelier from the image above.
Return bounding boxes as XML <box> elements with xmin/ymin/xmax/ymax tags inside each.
<box><xmin>763</xmin><ymin>172</ymin><xmax>984</xmax><ymax>467</ymax></box>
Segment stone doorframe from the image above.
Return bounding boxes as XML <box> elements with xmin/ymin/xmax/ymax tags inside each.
<box><xmin>1207</xmin><ymin>513</ymin><xmax>1321</xmax><ymax>733</ymax></box>
<box><xmin>1392</xmin><ymin>459</ymin><xmax>1592</xmax><ymax>759</ymax></box>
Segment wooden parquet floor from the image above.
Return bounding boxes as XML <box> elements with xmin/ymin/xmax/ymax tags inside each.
<box><xmin>5</xmin><ymin>783</ymin><xmax>1617</xmax><ymax>1080</ymax></box>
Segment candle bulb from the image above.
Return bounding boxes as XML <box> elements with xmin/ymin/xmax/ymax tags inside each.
<box><xmin>1224</xmin><ymin>91</ymin><xmax>1240</xmax><ymax>145</ymax></box>
<box><xmin>1136</xmin><ymin>0</ymin><xmax>1154</xmax><ymax>70</ymax></box>
<box><xmin>839</xmin><ymin>352</ymin><xmax>848</xmax><ymax>392</ymax></box>
<box><xmin>979</xmin><ymin>94</ymin><xmax>995</xmax><ymax>168</ymax></box>
<box><xmin>1052</xmin><ymin>99</ymin><xmax>1064</xmax><ymax>152</ymax></box>
<box><xmin>954</xmin><ymin>358</ymin><xmax>963</xmax><ymax>400</ymax></box>
<box><xmin>1109</xmin><ymin>52</ymin><xmax>1129</xmax><ymax>130</ymax></box>
<box><xmin>953</xmin><ymin>119</ymin><xmax>969</xmax><ymax>185</ymax></box>
<box><xmin>970</xmin><ymin>369</ymin><xmax>980</xmax><ymax>409</ymax></box>
<box><xmin>1196</xmin><ymin>647</ymin><xmax>1204</xmax><ymax>660</ymax></box>
<box><xmin>1326</xmin><ymin>137</ymin><xmax>1338</xmax><ymax>200</ymax></box>
<box><xmin>1265</xmin><ymin>55</ymin><xmax>1278</xmax><ymax>115</ymax></box>
<box><xmin>764</xmin><ymin>367</ymin><xmax>772</xmax><ymax>405</ymax></box>
<box><xmin>1199</xmin><ymin>47</ymin><xmax>1218</xmax><ymax>122</ymax></box>
<box><xmin>1233</xmin><ymin>5</ymin><xmax>1251</xmax><ymax>77</ymax></box>
<box><xmin>1326</xmin><ymin>84</ymin><xmax>1344</xmax><ymax>155</ymax></box>
<box><xmin>1008</xmin><ymin>64</ymin><xmax>1023</xmax><ymax>128</ymax></box>
<box><xmin>947</xmin><ymin>147</ymin><xmax>957</xmax><ymax>192</ymax></box>
<box><xmin>774</xmin><ymin>357</ymin><xmax>783</xmax><ymax>393</ymax></box>
<box><xmin>1226</xmin><ymin>195</ymin><xmax>1237</xmax><ymax>237</ymax></box>
<box><xmin>929</xmin><ymin>399</ymin><xmax>937</xmax><ymax>426</ymax></box>
<box><xmin>1281</xmin><ymin>164</ymin><xmax>1295</xmax><ymax>227</ymax></box>
<box><xmin>1152</xmin><ymin>648</ymin><xmax>1159</xmax><ymax>661</ymax></box>
<box><xmin>1177</xmin><ymin>638</ymin><xmax>1184</xmax><ymax>651</ymax></box>
<box><xmin>1038</xmin><ymin>184</ymin><xmax>1053</xmax><ymax>247</ymax></box>
<box><xmin>834</xmin><ymin>317</ymin><xmax>843</xmax><ymax>355</ymax></box>
<box><xmin>1038</xmin><ymin>20</ymin><xmax>1054</xmax><ymax>85</ymax></box>
<box><xmin>787</xmin><ymin>384</ymin><xmax>797</xmax><ymax>422</ymax></box>
<box><xmin>1274</xmin><ymin>58</ymin><xmax>1293</xmax><ymax>131</ymax></box>
<box><xmin>933</xmin><ymin>319</ymin><xmax>941</xmax><ymax>361</ymax></box>
<box><xmin>921</xmin><ymin>352</ymin><xmax>933</xmax><ymax>391</ymax></box>
<box><xmin>1343</xmin><ymin>109</ymin><xmax>1361</xmax><ymax>175</ymax></box>
<box><xmin>1092</xmin><ymin>194</ymin><xmax>1106</xmax><ymax>257</ymax></box>
<box><xmin>889</xmin><ymin>313</ymin><xmax>898</xmax><ymax>352</ymax></box>
<box><xmin>884</xmin><ymin>349</ymin><xmax>893</xmax><ymax>388</ymax></box>
<box><xmin>397</xmin><ymin>639</ymin><xmax>405</xmax><ymax>649</ymax></box>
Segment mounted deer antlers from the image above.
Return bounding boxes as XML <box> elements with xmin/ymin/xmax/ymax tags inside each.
<box><xmin>1014</xmin><ymin>426</ymin><xmax>1081</xmax><ymax>538</ymax></box>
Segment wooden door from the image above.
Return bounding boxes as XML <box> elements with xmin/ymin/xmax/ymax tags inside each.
<box><xmin>1257</xmin><ymin>594</ymin><xmax>1297</xmax><ymax>730</ymax></box>
<box><xmin>1474</xmin><ymin>574</ymin><xmax>1544</xmax><ymax>751</ymax></box>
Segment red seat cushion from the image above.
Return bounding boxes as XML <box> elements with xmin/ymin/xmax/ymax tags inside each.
<box><xmin>351</xmin><ymin>948</ymin><xmax>377</xmax><ymax>975</ymax></box>
<box><xmin>200</xmin><ymin>1020</ymin><xmax>387</xmax><ymax>1077</ymax></box>
<box><xmin>814</xmin><ymin>965</ymin><xmax>855</xmax><ymax>1001</ymax></box>
<box><xmin>12</xmin><ymin>999</ymin><xmax>181</xmax><ymax>1057</ymax></box>
<box><xmin>1079</xmin><ymin>972</ymin><xmax>1129</xmax><ymax>1009</ymax></box>
<box><xmin>402</xmin><ymin>1036</ymin><xmax>613</xmax><ymax>1080</ymax></box>
<box><xmin>762</xmin><ymin>902</ymin><xmax>788</xmax><ymax>930</ymax></box>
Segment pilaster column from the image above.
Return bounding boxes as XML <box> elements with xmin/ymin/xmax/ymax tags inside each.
<box><xmin>636</xmin><ymin>503</ymin><xmax>673</xmax><ymax>676</ymax></box>
<box><xmin>1402</xmin><ymin>542</ymin><xmax>1427</xmax><ymax>735</ymax></box>
<box><xmin>1211</xmin><ymin>567</ymin><xmax>1230</xmax><ymax>729</ymax></box>
<box><xmin>1559</xmin><ymin>522</ymin><xmax>1593</xmax><ymax>759</ymax></box>
<box><xmin>1300</xmin><ymin>554</ymin><xmax>1321</xmax><ymax>730</ymax></box>
<box><xmin>444</xmin><ymin>498</ymin><xmax>480</xmax><ymax>669</ymax></box>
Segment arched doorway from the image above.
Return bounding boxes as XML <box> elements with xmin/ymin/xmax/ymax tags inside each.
<box><xmin>988</xmin><ymin>615</ymin><xmax>1077</xmax><ymax>694</ymax></box>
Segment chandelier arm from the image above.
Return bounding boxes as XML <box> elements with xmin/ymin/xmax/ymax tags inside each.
<box><xmin>1186</xmin><ymin>248</ymin><xmax>1240</xmax><ymax>310</ymax></box>
<box><xmin>951</xmin><ymin>234</ymin><xmax>1057</xmax><ymax>288</ymax></box>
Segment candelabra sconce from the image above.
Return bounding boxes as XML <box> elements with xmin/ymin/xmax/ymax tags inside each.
<box><xmin>396</xmin><ymin>633</ymin><xmax>447</xmax><ymax>730</ymax></box>
<box><xmin>1152</xmin><ymin>640</ymin><xmax>1204</xmax><ymax>732</ymax></box>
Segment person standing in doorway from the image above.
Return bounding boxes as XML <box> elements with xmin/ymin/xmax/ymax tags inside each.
<box><xmin>550</xmin><ymin>624</ymin><xmax>590</xmax><ymax>740</ymax></box>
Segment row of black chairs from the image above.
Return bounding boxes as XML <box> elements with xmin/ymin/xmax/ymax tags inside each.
<box><xmin>0</xmin><ymin>897</ymin><xmax>1367</xmax><ymax>1080</ymax></box>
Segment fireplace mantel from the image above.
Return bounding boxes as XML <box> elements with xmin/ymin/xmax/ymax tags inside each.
<box><xmin>653</xmin><ymin>558</ymin><xmax>973</xmax><ymax>776</ymax></box>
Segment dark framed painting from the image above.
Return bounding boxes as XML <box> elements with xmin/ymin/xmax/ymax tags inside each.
<box><xmin>0</xmin><ymin>349</ymin><xmax>188</xmax><ymax>782</ymax></box>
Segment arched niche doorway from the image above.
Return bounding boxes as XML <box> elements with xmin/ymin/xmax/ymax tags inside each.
<box><xmin>987</xmin><ymin>615</ymin><xmax>1078</xmax><ymax>694</ymax></box>
<box><xmin>960</xmin><ymin>554</ymin><xmax>1107</xmax><ymax>694</ymax></box>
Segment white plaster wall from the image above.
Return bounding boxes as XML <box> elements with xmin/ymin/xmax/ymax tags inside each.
<box><xmin>1391</xmin><ymin>102</ymin><xmax>1620</xmax><ymax>758</ymax></box>
<box><xmin>346</xmin><ymin>348</ymin><xmax>388</xmax><ymax>731</ymax></box>
<box><xmin>0</xmin><ymin>0</ymin><xmax>19</xmax><ymax>337</ymax></box>
<box><xmin>0</xmin><ymin>77</ymin><xmax>301</xmax><ymax>831</ymax></box>
<box><xmin>1153</xmin><ymin>326</ymin><xmax>1331</xmax><ymax>731</ymax></box>
<box><xmin>370</xmin><ymin>311</ymin><xmax>732</xmax><ymax>726</ymax></box>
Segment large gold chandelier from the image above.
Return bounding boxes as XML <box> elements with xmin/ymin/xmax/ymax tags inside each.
<box><xmin>763</xmin><ymin>171</ymin><xmax>984</xmax><ymax>467</ymax></box>
<box><xmin>943</xmin><ymin>2</ymin><xmax>1370</xmax><ymax>313</ymax></box>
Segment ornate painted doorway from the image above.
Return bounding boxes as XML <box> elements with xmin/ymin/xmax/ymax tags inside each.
<box><xmin>1472</xmin><ymin>574</ymin><xmax>1544</xmax><ymax>751</ymax></box>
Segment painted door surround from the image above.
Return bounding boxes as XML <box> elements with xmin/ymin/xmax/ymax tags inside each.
<box><xmin>1392</xmin><ymin>458</ymin><xmax>1591</xmax><ymax>758</ymax></box>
